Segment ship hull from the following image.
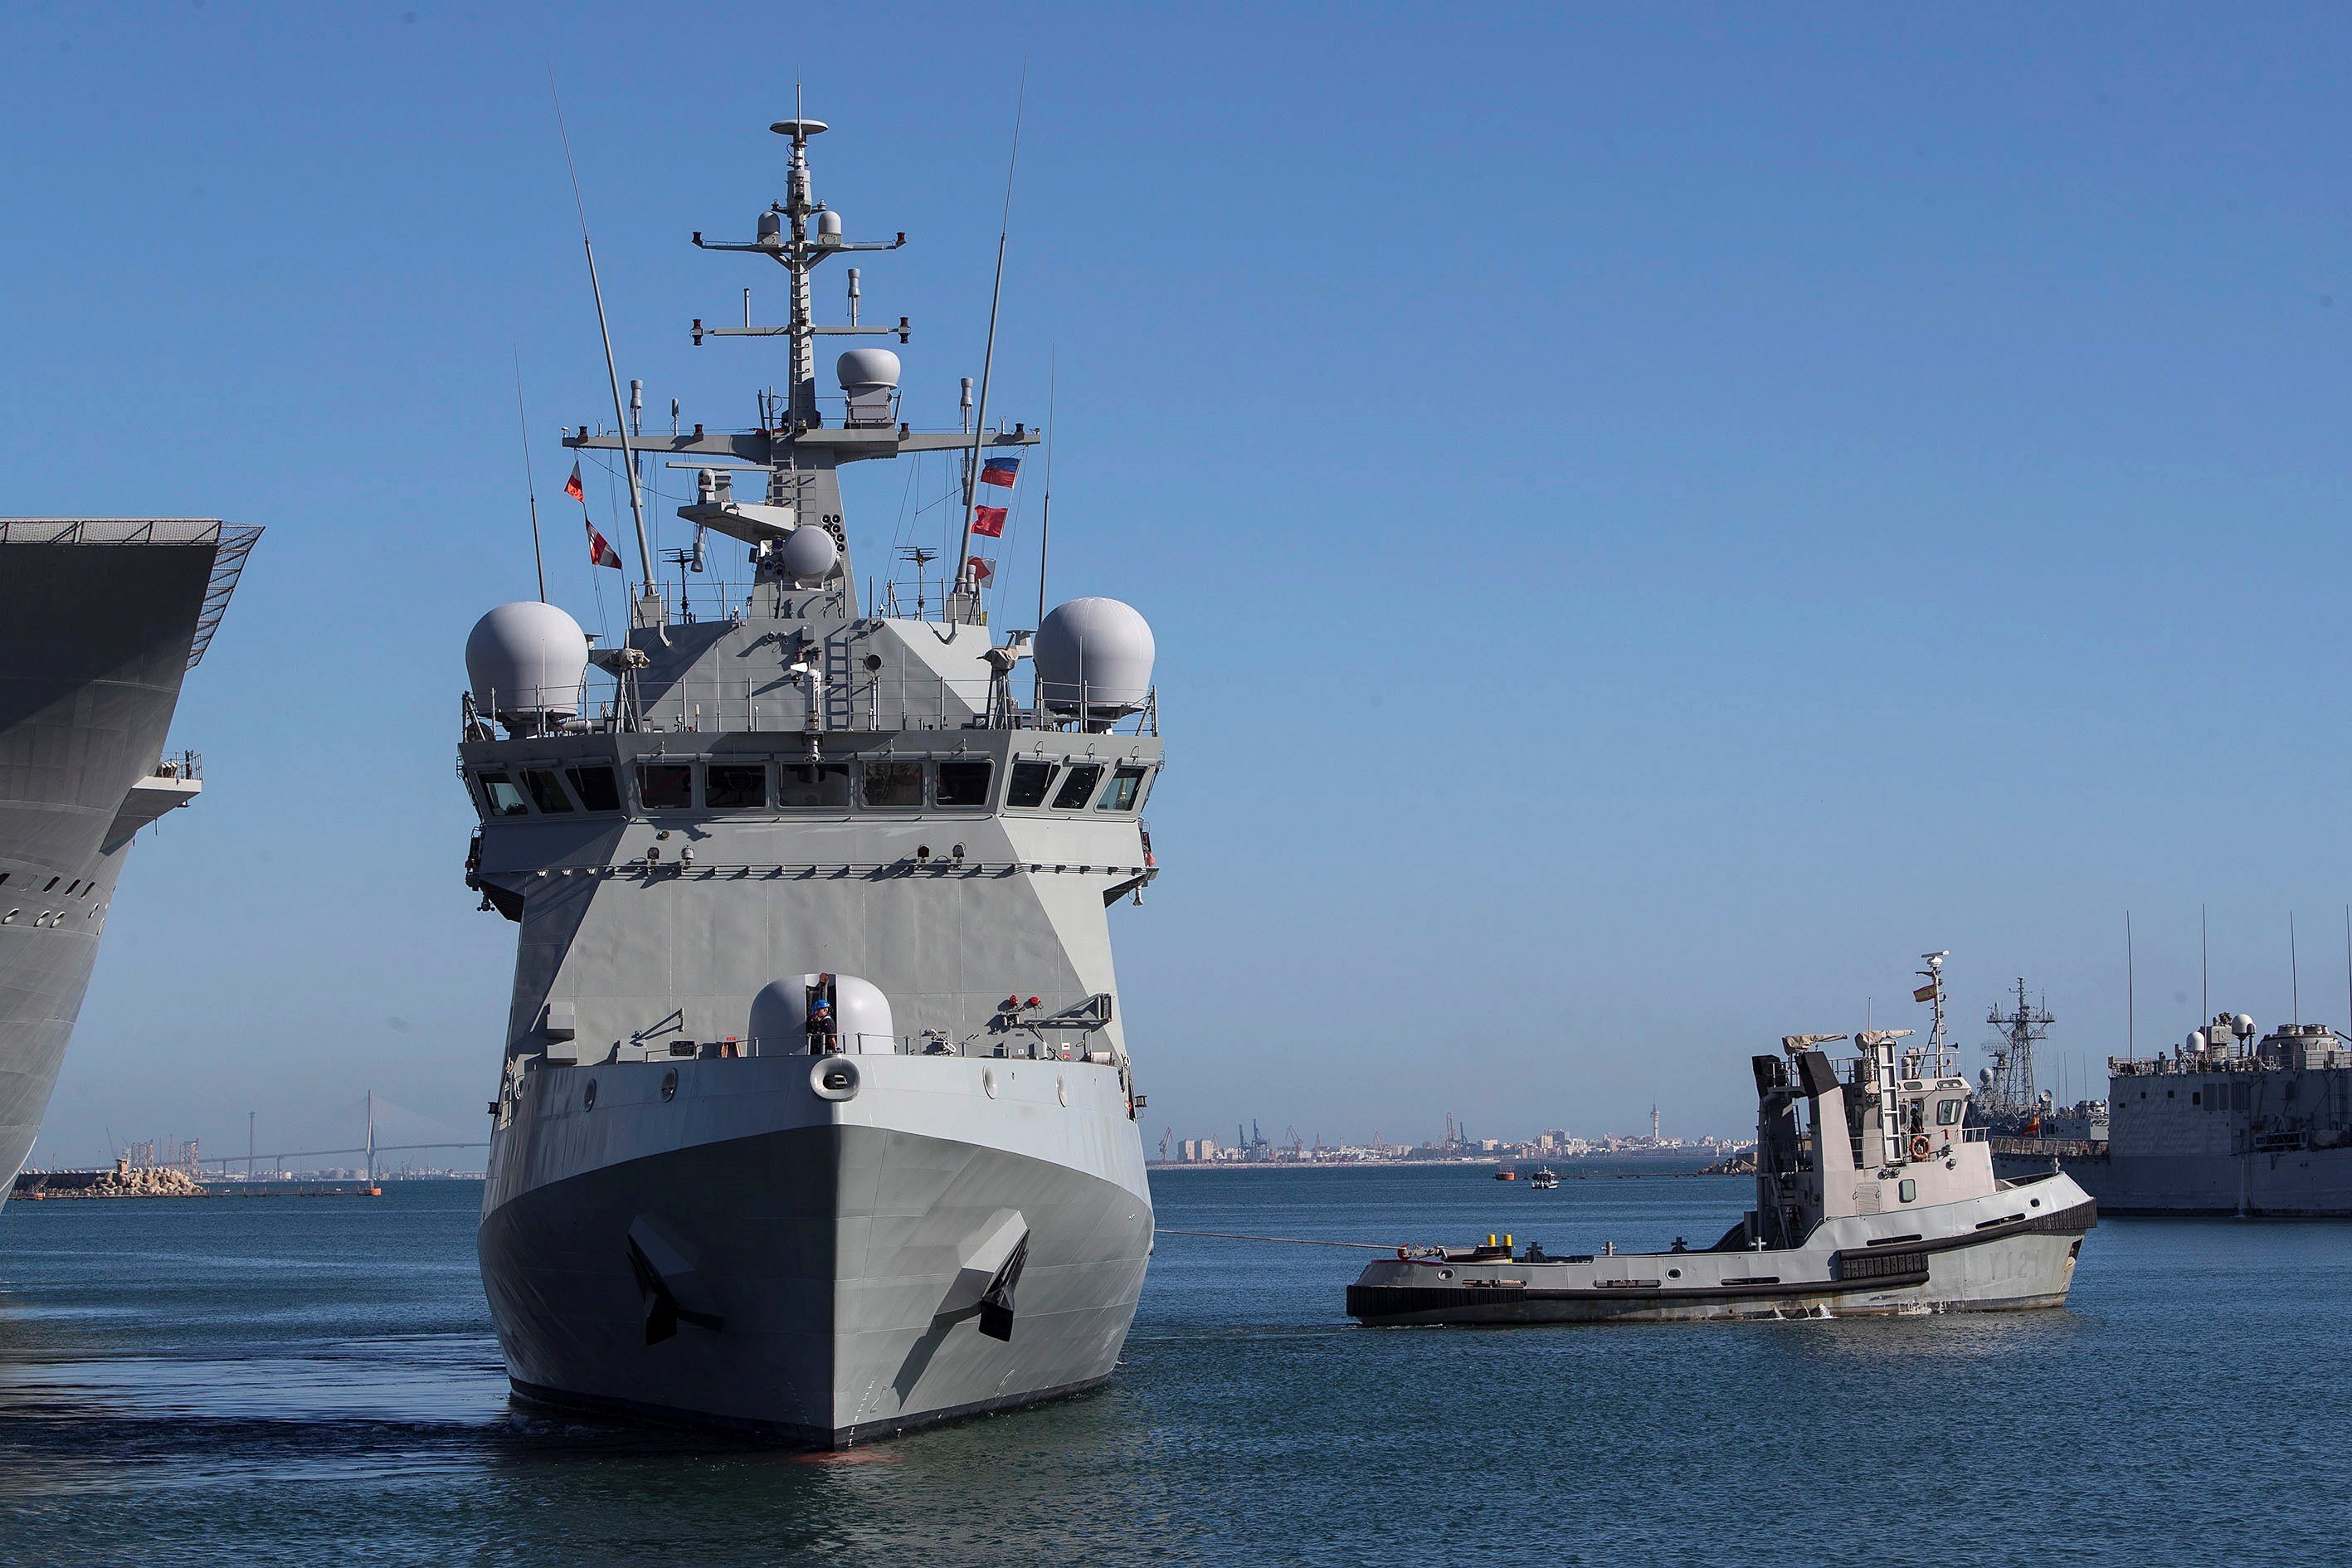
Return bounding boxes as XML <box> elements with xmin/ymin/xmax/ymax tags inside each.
<box><xmin>1994</xmin><ymin>1146</ymin><xmax>2352</xmax><ymax>1217</ymax></box>
<box><xmin>479</xmin><ymin>1052</ymin><xmax>1152</xmax><ymax>1445</ymax></box>
<box><xmin>1347</xmin><ymin>1175</ymin><xmax>2096</xmax><ymax>1326</ymax></box>
<box><xmin>0</xmin><ymin>523</ymin><xmax>241</xmax><ymax>1200</ymax></box>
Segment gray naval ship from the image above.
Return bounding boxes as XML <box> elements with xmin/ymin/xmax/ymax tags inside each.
<box><xmin>0</xmin><ymin>519</ymin><xmax>258</xmax><ymax>1201</ymax></box>
<box><xmin>1995</xmin><ymin>1010</ymin><xmax>2352</xmax><ymax>1215</ymax></box>
<box><xmin>1351</xmin><ymin>956</ymin><xmax>2096</xmax><ymax>1324</ymax></box>
<box><xmin>460</xmin><ymin>114</ymin><xmax>1162</xmax><ymax>1443</ymax></box>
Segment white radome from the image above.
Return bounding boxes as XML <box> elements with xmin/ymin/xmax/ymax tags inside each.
<box><xmin>836</xmin><ymin>348</ymin><xmax>902</xmax><ymax>393</ymax></box>
<box><xmin>750</xmin><ymin>974</ymin><xmax>897</xmax><ymax>1055</ymax></box>
<box><xmin>1035</xmin><ymin>597</ymin><xmax>1155</xmax><ymax>718</ymax></box>
<box><xmin>465</xmin><ymin>601</ymin><xmax>588</xmax><ymax>723</ymax></box>
<box><xmin>777</xmin><ymin>525</ymin><xmax>840</xmax><ymax>584</ymax></box>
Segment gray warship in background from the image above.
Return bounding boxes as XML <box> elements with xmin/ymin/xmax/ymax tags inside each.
<box><xmin>1994</xmin><ymin>1001</ymin><xmax>2352</xmax><ymax>1216</ymax></box>
<box><xmin>0</xmin><ymin>519</ymin><xmax>257</xmax><ymax>1203</ymax></box>
<box><xmin>460</xmin><ymin>114</ymin><xmax>1162</xmax><ymax>1444</ymax></box>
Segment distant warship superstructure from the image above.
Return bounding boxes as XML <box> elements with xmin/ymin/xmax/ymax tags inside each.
<box><xmin>1996</xmin><ymin>1010</ymin><xmax>2352</xmax><ymax>1215</ymax></box>
<box><xmin>1351</xmin><ymin>955</ymin><xmax>2096</xmax><ymax>1324</ymax></box>
<box><xmin>463</xmin><ymin>116</ymin><xmax>1161</xmax><ymax>1443</ymax></box>
<box><xmin>0</xmin><ymin>519</ymin><xmax>257</xmax><ymax>1201</ymax></box>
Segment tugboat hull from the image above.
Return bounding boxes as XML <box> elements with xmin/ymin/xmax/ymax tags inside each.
<box><xmin>1348</xmin><ymin>1176</ymin><xmax>2094</xmax><ymax>1327</ymax></box>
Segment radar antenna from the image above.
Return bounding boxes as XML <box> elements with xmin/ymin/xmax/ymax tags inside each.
<box><xmin>1980</xmin><ymin>978</ymin><xmax>2055</xmax><ymax>1118</ymax></box>
<box><xmin>1918</xmin><ymin>951</ymin><xmax>1952</xmax><ymax>1078</ymax></box>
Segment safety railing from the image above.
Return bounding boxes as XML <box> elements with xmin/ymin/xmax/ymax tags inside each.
<box><xmin>588</xmin><ymin>1033</ymin><xmax>1116</xmax><ymax>1064</ymax></box>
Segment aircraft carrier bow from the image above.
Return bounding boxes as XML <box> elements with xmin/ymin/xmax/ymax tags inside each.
<box><xmin>0</xmin><ymin>518</ymin><xmax>259</xmax><ymax>1201</ymax></box>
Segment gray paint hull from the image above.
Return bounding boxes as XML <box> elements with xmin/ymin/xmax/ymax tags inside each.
<box><xmin>479</xmin><ymin>1054</ymin><xmax>1152</xmax><ymax>1444</ymax></box>
<box><xmin>0</xmin><ymin>532</ymin><xmax>228</xmax><ymax>1199</ymax></box>
<box><xmin>1349</xmin><ymin>1176</ymin><xmax>2095</xmax><ymax>1325</ymax></box>
<box><xmin>1994</xmin><ymin>1146</ymin><xmax>2352</xmax><ymax>1216</ymax></box>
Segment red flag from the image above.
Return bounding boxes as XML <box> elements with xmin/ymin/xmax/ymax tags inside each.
<box><xmin>586</xmin><ymin>518</ymin><xmax>622</xmax><ymax>569</ymax></box>
<box><xmin>564</xmin><ymin>462</ymin><xmax>586</xmax><ymax>503</ymax></box>
<box><xmin>969</xmin><ymin>504</ymin><xmax>1007</xmax><ymax>538</ymax></box>
<box><xmin>967</xmin><ymin>556</ymin><xmax>996</xmax><ymax>586</ymax></box>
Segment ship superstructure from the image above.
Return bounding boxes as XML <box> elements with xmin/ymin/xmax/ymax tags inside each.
<box><xmin>463</xmin><ymin>115</ymin><xmax>1162</xmax><ymax>1443</ymax></box>
<box><xmin>1997</xmin><ymin>1010</ymin><xmax>2352</xmax><ymax>1215</ymax></box>
<box><xmin>0</xmin><ymin>519</ymin><xmax>257</xmax><ymax>1201</ymax></box>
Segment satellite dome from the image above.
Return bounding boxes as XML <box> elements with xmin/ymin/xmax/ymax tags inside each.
<box><xmin>750</xmin><ymin>973</ymin><xmax>894</xmax><ymax>1055</ymax></box>
<box><xmin>465</xmin><ymin>601</ymin><xmax>588</xmax><ymax>731</ymax></box>
<box><xmin>836</xmin><ymin>348</ymin><xmax>901</xmax><ymax>393</ymax></box>
<box><xmin>776</xmin><ymin>524</ymin><xmax>840</xmax><ymax>585</ymax></box>
<box><xmin>816</xmin><ymin>208</ymin><xmax>843</xmax><ymax>241</ymax></box>
<box><xmin>1035</xmin><ymin>597</ymin><xmax>1155</xmax><ymax>724</ymax></box>
<box><xmin>2234</xmin><ymin>1013</ymin><xmax>2256</xmax><ymax>1038</ymax></box>
<box><xmin>2187</xmin><ymin>1030</ymin><xmax>2207</xmax><ymax>1053</ymax></box>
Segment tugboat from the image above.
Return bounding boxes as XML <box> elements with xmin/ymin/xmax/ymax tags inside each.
<box><xmin>1348</xmin><ymin>955</ymin><xmax>2096</xmax><ymax>1325</ymax></box>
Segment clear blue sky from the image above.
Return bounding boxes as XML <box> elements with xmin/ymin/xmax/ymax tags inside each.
<box><xmin>4</xmin><ymin>3</ymin><xmax>2347</xmax><ymax>1163</ymax></box>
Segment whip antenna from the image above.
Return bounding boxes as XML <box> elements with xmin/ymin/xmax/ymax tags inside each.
<box><xmin>512</xmin><ymin>352</ymin><xmax>547</xmax><ymax>601</ymax></box>
<box><xmin>953</xmin><ymin>64</ymin><xmax>1025</xmax><ymax>608</ymax></box>
<box><xmin>550</xmin><ymin>71</ymin><xmax>656</xmax><ymax>612</ymax></box>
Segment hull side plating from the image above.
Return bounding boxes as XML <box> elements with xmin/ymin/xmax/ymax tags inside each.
<box><xmin>480</xmin><ymin>1056</ymin><xmax>1151</xmax><ymax>1444</ymax></box>
<box><xmin>0</xmin><ymin>531</ymin><xmax>231</xmax><ymax>1195</ymax></box>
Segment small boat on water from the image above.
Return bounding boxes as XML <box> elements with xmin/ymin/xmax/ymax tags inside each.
<box><xmin>1349</xmin><ymin>956</ymin><xmax>2096</xmax><ymax>1326</ymax></box>
<box><xmin>1527</xmin><ymin>1168</ymin><xmax>1559</xmax><ymax>1190</ymax></box>
<box><xmin>1493</xmin><ymin>1168</ymin><xmax>1517</xmax><ymax>1181</ymax></box>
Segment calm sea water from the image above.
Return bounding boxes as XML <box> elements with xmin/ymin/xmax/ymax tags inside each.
<box><xmin>2</xmin><ymin>1165</ymin><xmax>2347</xmax><ymax>1566</ymax></box>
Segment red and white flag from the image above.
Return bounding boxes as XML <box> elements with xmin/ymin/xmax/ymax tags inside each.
<box><xmin>969</xmin><ymin>504</ymin><xmax>1008</xmax><ymax>538</ymax></box>
<box><xmin>966</xmin><ymin>555</ymin><xmax>996</xmax><ymax>586</ymax></box>
<box><xmin>564</xmin><ymin>462</ymin><xmax>586</xmax><ymax>503</ymax></box>
<box><xmin>586</xmin><ymin>518</ymin><xmax>623</xmax><ymax>569</ymax></box>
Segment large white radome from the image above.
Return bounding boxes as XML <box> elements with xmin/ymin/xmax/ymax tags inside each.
<box><xmin>1035</xmin><ymin>597</ymin><xmax>1155</xmax><ymax>719</ymax></box>
<box><xmin>465</xmin><ymin>601</ymin><xmax>588</xmax><ymax>724</ymax></box>
<box><xmin>777</xmin><ymin>524</ymin><xmax>840</xmax><ymax>584</ymax></box>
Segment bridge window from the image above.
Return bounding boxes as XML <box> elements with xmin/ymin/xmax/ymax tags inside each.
<box><xmin>777</xmin><ymin>762</ymin><xmax>851</xmax><ymax>807</ymax></box>
<box><xmin>566</xmin><ymin>765</ymin><xmax>621</xmax><ymax>812</ymax></box>
<box><xmin>705</xmin><ymin>764</ymin><xmax>768</xmax><ymax>810</ymax></box>
<box><xmin>478</xmin><ymin>772</ymin><xmax>530</xmax><ymax>817</ymax></box>
<box><xmin>936</xmin><ymin>760</ymin><xmax>993</xmax><ymax>807</ymax></box>
<box><xmin>1051</xmin><ymin>763</ymin><xmax>1103</xmax><ymax>811</ymax></box>
<box><xmin>1006</xmin><ymin>760</ymin><xmax>1057</xmax><ymax>808</ymax></box>
<box><xmin>522</xmin><ymin>769</ymin><xmax>573</xmax><ymax>814</ymax></box>
<box><xmin>1096</xmin><ymin>764</ymin><xmax>1148</xmax><ymax>812</ymax></box>
<box><xmin>1935</xmin><ymin>1098</ymin><xmax>1961</xmax><ymax>1126</ymax></box>
<box><xmin>862</xmin><ymin>762</ymin><xmax>923</xmax><ymax>808</ymax></box>
<box><xmin>638</xmin><ymin>763</ymin><xmax>693</xmax><ymax>811</ymax></box>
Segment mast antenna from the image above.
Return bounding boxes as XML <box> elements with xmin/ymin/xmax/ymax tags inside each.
<box><xmin>513</xmin><ymin>352</ymin><xmax>548</xmax><ymax>602</ymax></box>
<box><xmin>550</xmin><ymin>71</ymin><xmax>656</xmax><ymax>611</ymax></box>
<box><xmin>953</xmin><ymin>63</ymin><xmax>1025</xmax><ymax>610</ymax></box>
<box><xmin>1036</xmin><ymin>348</ymin><xmax>1055</xmax><ymax>636</ymax></box>
<box><xmin>2126</xmin><ymin>910</ymin><xmax>2136</xmax><ymax>1057</ymax></box>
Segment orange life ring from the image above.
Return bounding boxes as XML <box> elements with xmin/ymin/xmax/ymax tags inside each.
<box><xmin>1910</xmin><ymin>1133</ymin><xmax>1932</xmax><ymax>1161</ymax></box>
